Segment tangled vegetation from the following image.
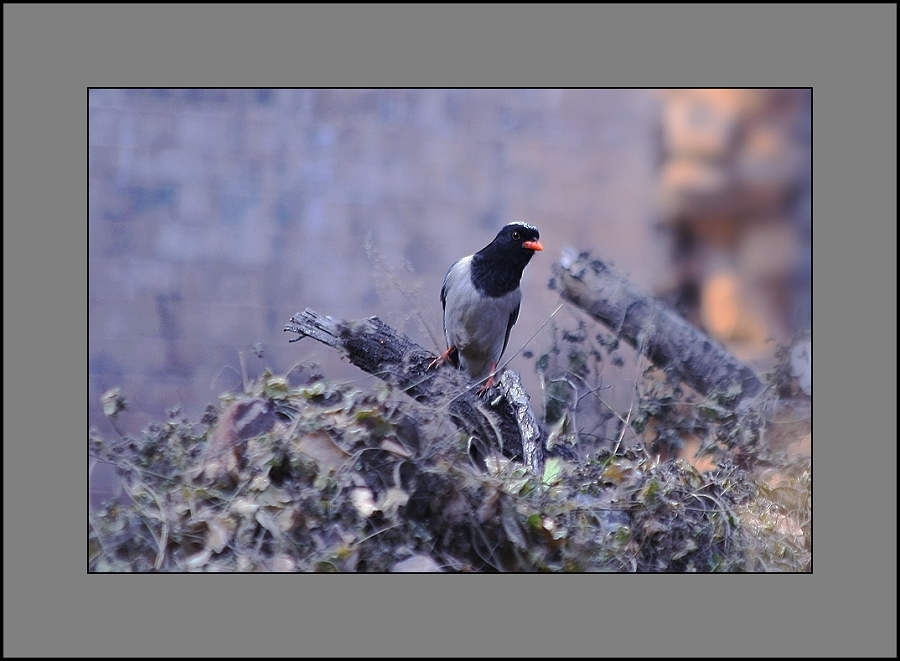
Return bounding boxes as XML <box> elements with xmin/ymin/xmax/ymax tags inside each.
<box><xmin>89</xmin><ymin>317</ymin><xmax>810</xmax><ymax>572</ymax></box>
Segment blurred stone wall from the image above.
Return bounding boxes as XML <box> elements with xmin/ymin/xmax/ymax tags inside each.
<box><xmin>89</xmin><ymin>88</ymin><xmax>810</xmax><ymax>448</ymax></box>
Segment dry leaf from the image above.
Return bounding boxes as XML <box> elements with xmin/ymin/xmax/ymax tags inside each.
<box><xmin>380</xmin><ymin>438</ymin><xmax>412</xmax><ymax>458</ymax></box>
<box><xmin>205</xmin><ymin>516</ymin><xmax>234</xmax><ymax>554</ymax></box>
<box><xmin>272</xmin><ymin>554</ymin><xmax>296</xmax><ymax>572</ymax></box>
<box><xmin>248</xmin><ymin>474</ymin><xmax>271</xmax><ymax>492</ymax></box>
<box><xmin>185</xmin><ymin>548</ymin><xmax>212</xmax><ymax>569</ymax></box>
<box><xmin>351</xmin><ymin>487</ymin><xmax>378</xmax><ymax>517</ymax></box>
<box><xmin>296</xmin><ymin>431</ymin><xmax>350</xmax><ymax>472</ymax></box>
<box><xmin>378</xmin><ymin>487</ymin><xmax>409</xmax><ymax>517</ymax></box>
<box><xmin>231</xmin><ymin>498</ymin><xmax>259</xmax><ymax>516</ymax></box>
<box><xmin>477</xmin><ymin>489</ymin><xmax>501</xmax><ymax>524</ymax></box>
<box><xmin>193</xmin><ymin>398</ymin><xmax>276</xmax><ymax>484</ymax></box>
<box><xmin>391</xmin><ymin>555</ymin><xmax>444</xmax><ymax>572</ymax></box>
<box><xmin>255</xmin><ymin>509</ymin><xmax>281</xmax><ymax>537</ymax></box>
<box><xmin>275</xmin><ymin>508</ymin><xmax>301</xmax><ymax>532</ymax></box>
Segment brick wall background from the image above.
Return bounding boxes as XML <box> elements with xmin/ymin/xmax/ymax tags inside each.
<box><xmin>89</xmin><ymin>89</ymin><xmax>810</xmax><ymax>500</ymax></box>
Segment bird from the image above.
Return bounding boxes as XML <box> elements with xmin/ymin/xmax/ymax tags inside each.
<box><xmin>430</xmin><ymin>222</ymin><xmax>543</xmax><ymax>393</ymax></box>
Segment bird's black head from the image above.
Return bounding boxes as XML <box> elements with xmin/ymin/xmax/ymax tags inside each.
<box><xmin>471</xmin><ymin>223</ymin><xmax>543</xmax><ymax>297</ymax></box>
<box><xmin>491</xmin><ymin>223</ymin><xmax>543</xmax><ymax>253</ymax></box>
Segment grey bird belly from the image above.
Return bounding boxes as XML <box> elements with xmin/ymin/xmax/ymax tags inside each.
<box><xmin>443</xmin><ymin>257</ymin><xmax>521</xmax><ymax>380</ymax></box>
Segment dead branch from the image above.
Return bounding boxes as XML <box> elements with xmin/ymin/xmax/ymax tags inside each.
<box><xmin>552</xmin><ymin>252</ymin><xmax>766</xmax><ymax>404</ymax></box>
<box><xmin>284</xmin><ymin>308</ymin><xmax>545</xmax><ymax>473</ymax></box>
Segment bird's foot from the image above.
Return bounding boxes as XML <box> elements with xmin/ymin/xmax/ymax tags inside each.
<box><xmin>428</xmin><ymin>347</ymin><xmax>457</xmax><ymax>371</ymax></box>
<box><xmin>475</xmin><ymin>364</ymin><xmax>498</xmax><ymax>397</ymax></box>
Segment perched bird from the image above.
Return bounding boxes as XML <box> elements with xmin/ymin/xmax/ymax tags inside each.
<box><xmin>430</xmin><ymin>222</ymin><xmax>543</xmax><ymax>392</ymax></box>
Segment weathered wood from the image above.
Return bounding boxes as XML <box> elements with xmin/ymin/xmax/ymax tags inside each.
<box><xmin>552</xmin><ymin>253</ymin><xmax>766</xmax><ymax>404</ymax></box>
<box><xmin>284</xmin><ymin>308</ymin><xmax>545</xmax><ymax>473</ymax></box>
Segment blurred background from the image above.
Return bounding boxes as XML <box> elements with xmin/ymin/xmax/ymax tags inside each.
<box><xmin>89</xmin><ymin>88</ymin><xmax>811</xmax><ymax>503</ymax></box>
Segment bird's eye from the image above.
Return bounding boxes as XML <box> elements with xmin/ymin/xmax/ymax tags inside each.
<box><xmin>512</xmin><ymin>231</ymin><xmax>521</xmax><ymax>240</ymax></box>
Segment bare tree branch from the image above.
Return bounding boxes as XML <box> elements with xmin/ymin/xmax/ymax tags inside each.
<box><xmin>552</xmin><ymin>253</ymin><xmax>766</xmax><ymax>404</ymax></box>
<box><xmin>284</xmin><ymin>308</ymin><xmax>545</xmax><ymax>473</ymax></box>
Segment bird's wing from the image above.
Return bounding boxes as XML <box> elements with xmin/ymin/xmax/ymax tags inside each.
<box><xmin>439</xmin><ymin>260</ymin><xmax>463</xmax><ymax>368</ymax></box>
<box><xmin>500</xmin><ymin>302</ymin><xmax>520</xmax><ymax>361</ymax></box>
<box><xmin>439</xmin><ymin>266</ymin><xmax>452</xmax><ymax>336</ymax></box>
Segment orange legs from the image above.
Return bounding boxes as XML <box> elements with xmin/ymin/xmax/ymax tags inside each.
<box><xmin>429</xmin><ymin>350</ymin><xmax>496</xmax><ymax>396</ymax></box>
<box><xmin>428</xmin><ymin>346</ymin><xmax>458</xmax><ymax>371</ymax></box>
<box><xmin>476</xmin><ymin>362</ymin><xmax>498</xmax><ymax>395</ymax></box>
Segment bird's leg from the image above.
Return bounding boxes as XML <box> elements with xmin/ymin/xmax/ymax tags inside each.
<box><xmin>428</xmin><ymin>346</ymin><xmax>458</xmax><ymax>371</ymax></box>
<box><xmin>476</xmin><ymin>362</ymin><xmax>498</xmax><ymax>396</ymax></box>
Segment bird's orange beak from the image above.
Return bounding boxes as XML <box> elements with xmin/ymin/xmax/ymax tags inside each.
<box><xmin>523</xmin><ymin>240</ymin><xmax>543</xmax><ymax>251</ymax></box>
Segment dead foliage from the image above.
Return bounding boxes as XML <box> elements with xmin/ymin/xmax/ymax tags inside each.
<box><xmin>90</xmin><ymin>357</ymin><xmax>810</xmax><ymax>572</ymax></box>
